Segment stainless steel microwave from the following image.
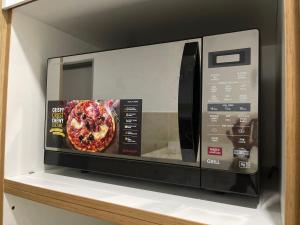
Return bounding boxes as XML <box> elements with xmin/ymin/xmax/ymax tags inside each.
<box><xmin>45</xmin><ymin>29</ymin><xmax>259</xmax><ymax>196</ymax></box>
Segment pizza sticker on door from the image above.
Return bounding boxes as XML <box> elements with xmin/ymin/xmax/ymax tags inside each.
<box><xmin>46</xmin><ymin>99</ymin><xmax>142</xmax><ymax>156</ymax></box>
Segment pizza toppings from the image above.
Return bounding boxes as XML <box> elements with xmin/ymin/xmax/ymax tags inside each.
<box><xmin>66</xmin><ymin>100</ymin><xmax>115</xmax><ymax>152</ymax></box>
<box><xmin>85</xmin><ymin>121</ymin><xmax>91</xmax><ymax>130</ymax></box>
<box><xmin>71</xmin><ymin>118</ymin><xmax>83</xmax><ymax>129</ymax></box>
<box><xmin>88</xmin><ymin>133</ymin><xmax>94</xmax><ymax>141</ymax></box>
<box><xmin>93</xmin><ymin>124</ymin><xmax>109</xmax><ymax>140</ymax></box>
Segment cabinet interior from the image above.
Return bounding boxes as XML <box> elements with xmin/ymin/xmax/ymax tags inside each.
<box><xmin>3</xmin><ymin>0</ymin><xmax>284</xmax><ymax>223</ymax></box>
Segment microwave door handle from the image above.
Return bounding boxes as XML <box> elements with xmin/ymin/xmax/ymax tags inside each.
<box><xmin>178</xmin><ymin>42</ymin><xmax>200</xmax><ymax>162</ymax></box>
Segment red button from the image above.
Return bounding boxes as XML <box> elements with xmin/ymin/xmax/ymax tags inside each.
<box><xmin>208</xmin><ymin>147</ymin><xmax>222</xmax><ymax>156</ymax></box>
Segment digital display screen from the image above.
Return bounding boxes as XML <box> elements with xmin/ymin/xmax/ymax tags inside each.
<box><xmin>216</xmin><ymin>54</ymin><xmax>240</xmax><ymax>64</ymax></box>
<box><xmin>208</xmin><ymin>48</ymin><xmax>251</xmax><ymax>68</ymax></box>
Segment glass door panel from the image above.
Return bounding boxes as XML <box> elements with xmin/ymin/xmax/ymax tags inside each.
<box><xmin>46</xmin><ymin>39</ymin><xmax>201</xmax><ymax>166</ymax></box>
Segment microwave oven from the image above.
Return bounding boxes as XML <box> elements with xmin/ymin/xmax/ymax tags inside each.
<box><xmin>45</xmin><ymin>29</ymin><xmax>259</xmax><ymax>196</ymax></box>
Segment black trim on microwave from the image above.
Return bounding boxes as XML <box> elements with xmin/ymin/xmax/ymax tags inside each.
<box><xmin>63</xmin><ymin>61</ymin><xmax>93</xmax><ymax>70</ymax></box>
<box><xmin>178</xmin><ymin>42</ymin><xmax>200</xmax><ymax>162</ymax></box>
<box><xmin>44</xmin><ymin>150</ymin><xmax>201</xmax><ymax>188</ymax></box>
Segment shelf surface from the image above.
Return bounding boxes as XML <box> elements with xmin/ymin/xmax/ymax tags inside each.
<box><xmin>4</xmin><ymin>168</ymin><xmax>281</xmax><ymax>225</ymax></box>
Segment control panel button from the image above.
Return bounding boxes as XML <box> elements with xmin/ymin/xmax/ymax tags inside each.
<box><xmin>233</xmin><ymin>148</ymin><xmax>250</xmax><ymax>159</ymax></box>
<box><xmin>239</xmin><ymin>161</ymin><xmax>251</xmax><ymax>169</ymax></box>
<box><xmin>209</xmin><ymin>114</ymin><xmax>220</xmax><ymax>123</ymax></box>
<box><xmin>210</xmin><ymin>136</ymin><xmax>219</xmax><ymax>142</ymax></box>
<box><xmin>208</xmin><ymin>147</ymin><xmax>222</xmax><ymax>156</ymax></box>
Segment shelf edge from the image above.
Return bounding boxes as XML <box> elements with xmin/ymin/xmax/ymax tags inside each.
<box><xmin>4</xmin><ymin>179</ymin><xmax>206</xmax><ymax>225</ymax></box>
<box><xmin>284</xmin><ymin>0</ymin><xmax>300</xmax><ymax>225</ymax></box>
<box><xmin>0</xmin><ymin>5</ymin><xmax>12</xmax><ymax>225</ymax></box>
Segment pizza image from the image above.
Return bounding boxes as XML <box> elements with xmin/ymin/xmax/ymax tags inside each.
<box><xmin>64</xmin><ymin>100</ymin><xmax>79</xmax><ymax>121</ymax></box>
<box><xmin>66</xmin><ymin>100</ymin><xmax>116</xmax><ymax>152</ymax></box>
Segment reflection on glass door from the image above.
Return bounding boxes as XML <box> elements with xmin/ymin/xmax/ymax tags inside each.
<box><xmin>46</xmin><ymin>39</ymin><xmax>201</xmax><ymax>166</ymax></box>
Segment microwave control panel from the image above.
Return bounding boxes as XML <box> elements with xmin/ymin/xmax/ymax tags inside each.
<box><xmin>201</xmin><ymin>30</ymin><xmax>259</xmax><ymax>174</ymax></box>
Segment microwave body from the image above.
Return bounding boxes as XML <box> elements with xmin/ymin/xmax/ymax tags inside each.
<box><xmin>45</xmin><ymin>30</ymin><xmax>259</xmax><ymax>196</ymax></box>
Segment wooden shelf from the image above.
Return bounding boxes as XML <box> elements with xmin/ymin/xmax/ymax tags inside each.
<box><xmin>4</xmin><ymin>168</ymin><xmax>281</xmax><ymax>225</ymax></box>
<box><xmin>5</xmin><ymin>182</ymin><xmax>195</xmax><ymax>225</ymax></box>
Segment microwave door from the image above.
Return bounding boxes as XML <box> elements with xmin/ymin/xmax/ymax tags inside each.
<box><xmin>46</xmin><ymin>39</ymin><xmax>201</xmax><ymax>167</ymax></box>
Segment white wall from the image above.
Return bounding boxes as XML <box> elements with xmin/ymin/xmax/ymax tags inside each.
<box><xmin>2</xmin><ymin>0</ymin><xmax>32</xmax><ymax>9</ymax></box>
<box><xmin>3</xmin><ymin>10</ymin><xmax>109</xmax><ymax>225</ymax></box>
<box><xmin>5</xmin><ymin>11</ymin><xmax>98</xmax><ymax>178</ymax></box>
<box><xmin>4</xmin><ymin>194</ymin><xmax>114</xmax><ymax>225</ymax></box>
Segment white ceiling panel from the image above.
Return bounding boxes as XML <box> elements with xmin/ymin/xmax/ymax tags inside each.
<box><xmin>16</xmin><ymin>0</ymin><xmax>279</xmax><ymax>49</ymax></box>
